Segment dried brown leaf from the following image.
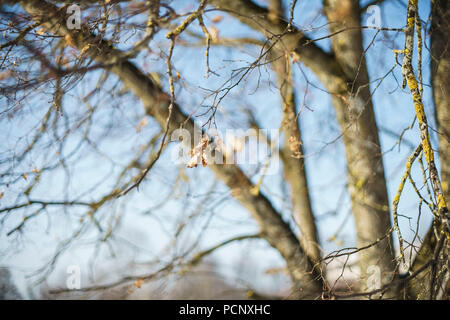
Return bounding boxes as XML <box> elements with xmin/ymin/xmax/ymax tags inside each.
<box><xmin>136</xmin><ymin>117</ymin><xmax>148</xmax><ymax>133</ymax></box>
<box><xmin>209</xmin><ymin>26</ymin><xmax>219</xmax><ymax>43</ymax></box>
<box><xmin>65</xmin><ymin>34</ymin><xmax>76</xmax><ymax>48</ymax></box>
<box><xmin>211</xmin><ymin>15</ymin><xmax>223</xmax><ymax>23</ymax></box>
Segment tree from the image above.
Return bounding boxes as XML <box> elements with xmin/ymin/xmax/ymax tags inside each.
<box><xmin>0</xmin><ymin>0</ymin><xmax>448</xmax><ymax>299</ymax></box>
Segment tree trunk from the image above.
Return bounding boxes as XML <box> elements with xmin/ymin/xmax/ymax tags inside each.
<box><xmin>322</xmin><ymin>0</ymin><xmax>396</xmax><ymax>296</ymax></box>
<box><xmin>18</xmin><ymin>0</ymin><xmax>324</xmax><ymax>299</ymax></box>
<box><xmin>210</xmin><ymin>0</ymin><xmax>396</xmax><ymax>295</ymax></box>
<box><xmin>271</xmin><ymin>52</ymin><xmax>321</xmax><ymax>266</ymax></box>
<box><xmin>405</xmin><ymin>0</ymin><xmax>450</xmax><ymax>300</ymax></box>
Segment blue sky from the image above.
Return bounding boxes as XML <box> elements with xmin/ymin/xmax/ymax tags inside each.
<box><xmin>0</xmin><ymin>0</ymin><xmax>442</xmax><ymax>297</ymax></box>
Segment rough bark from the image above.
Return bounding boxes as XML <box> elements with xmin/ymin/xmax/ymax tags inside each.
<box><xmin>18</xmin><ymin>0</ymin><xmax>323</xmax><ymax>299</ymax></box>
